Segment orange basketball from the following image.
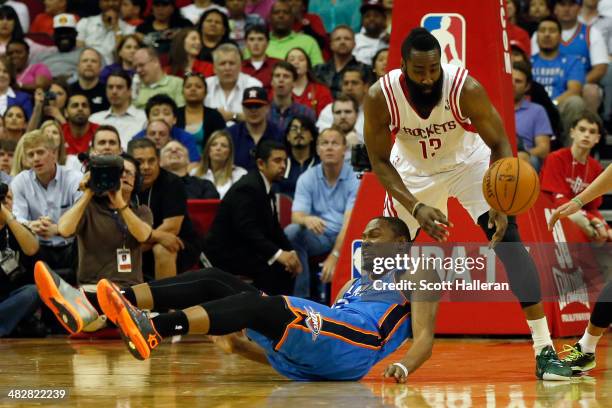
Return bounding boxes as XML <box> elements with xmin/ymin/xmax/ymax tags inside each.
<box><xmin>482</xmin><ymin>158</ymin><xmax>540</xmax><ymax>216</ymax></box>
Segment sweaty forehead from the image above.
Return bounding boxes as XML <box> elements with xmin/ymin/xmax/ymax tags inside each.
<box><xmin>406</xmin><ymin>49</ymin><xmax>441</xmax><ymax>66</ymax></box>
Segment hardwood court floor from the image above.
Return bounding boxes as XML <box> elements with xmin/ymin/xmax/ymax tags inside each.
<box><xmin>0</xmin><ymin>335</ymin><xmax>609</xmax><ymax>407</ymax></box>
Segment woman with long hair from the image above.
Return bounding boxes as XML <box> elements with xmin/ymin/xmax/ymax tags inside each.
<box><xmin>191</xmin><ymin>129</ymin><xmax>246</xmax><ymax>198</ymax></box>
<box><xmin>197</xmin><ymin>8</ymin><xmax>233</xmax><ymax>63</ymax></box>
<box><xmin>371</xmin><ymin>47</ymin><xmax>388</xmax><ymax>81</ymax></box>
<box><xmin>40</xmin><ymin>119</ymin><xmax>81</xmax><ymax>171</ymax></box>
<box><xmin>168</xmin><ymin>28</ymin><xmax>213</xmax><ymax>77</ymax></box>
<box><xmin>177</xmin><ymin>72</ymin><xmax>226</xmax><ymax>148</ymax></box>
<box><xmin>136</xmin><ymin>0</ymin><xmax>192</xmax><ymax>55</ymax></box>
<box><xmin>285</xmin><ymin>47</ymin><xmax>333</xmax><ymax>116</ymax></box>
<box><xmin>10</xmin><ymin>134</ymin><xmax>29</xmax><ymax>176</ymax></box>
<box><xmin>0</xmin><ymin>6</ymin><xmax>50</xmax><ymax>56</ymax></box>
<box><xmin>100</xmin><ymin>34</ymin><xmax>143</xmax><ymax>83</ymax></box>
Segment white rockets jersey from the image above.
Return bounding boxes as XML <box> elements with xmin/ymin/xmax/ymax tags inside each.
<box><xmin>380</xmin><ymin>64</ymin><xmax>490</xmax><ymax>177</ymax></box>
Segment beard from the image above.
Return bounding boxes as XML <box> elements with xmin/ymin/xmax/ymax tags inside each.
<box><xmin>404</xmin><ymin>72</ymin><xmax>444</xmax><ymax>110</ymax></box>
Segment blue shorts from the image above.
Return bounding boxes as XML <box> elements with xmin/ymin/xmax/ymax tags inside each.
<box><xmin>247</xmin><ymin>296</ymin><xmax>411</xmax><ymax>381</ymax></box>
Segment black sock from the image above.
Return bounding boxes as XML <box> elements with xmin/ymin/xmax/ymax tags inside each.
<box><xmin>120</xmin><ymin>287</ymin><xmax>138</xmax><ymax>307</ymax></box>
<box><xmin>152</xmin><ymin>311</ymin><xmax>190</xmax><ymax>338</ymax></box>
<box><xmin>84</xmin><ymin>291</ymin><xmax>102</xmax><ymax>314</ymax></box>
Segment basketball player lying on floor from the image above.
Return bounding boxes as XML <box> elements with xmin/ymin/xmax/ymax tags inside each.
<box><xmin>34</xmin><ymin>216</ymin><xmax>439</xmax><ymax>383</ymax></box>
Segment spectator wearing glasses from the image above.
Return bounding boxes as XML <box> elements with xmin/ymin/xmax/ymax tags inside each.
<box><xmin>132</xmin><ymin>47</ymin><xmax>184</xmax><ymax>109</ymax></box>
<box><xmin>278</xmin><ymin>115</ymin><xmax>319</xmax><ymax>198</ymax></box>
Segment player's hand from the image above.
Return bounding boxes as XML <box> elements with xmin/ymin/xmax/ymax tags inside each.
<box><xmin>304</xmin><ymin>216</ymin><xmax>326</xmax><ymax>235</ymax></box>
<box><xmin>209</xmin><ymin>332</ymin><xmax>245</xmax><ymax>354</ymax></box>
<box><xmin>278</xmin><ymin>250</ymin><xmax>302</xmax><ymax>275</ymax></box>
<box><xmin>590</xmin><ymin>218</ymin><xmax>608</xmax><ymax>243</ymax></box>
<box><xmin>414</xmin><ymin>205</ymin><xmax>452</xmax><ymax>242</ymax></box>
<box><xmin>384</xmin><ymin>361</ymin><xmax>409</xmax><ymax>383</ymax></box>
<box><xmin>487</xmin><ymin>208</ymin><xmax>507</xmax><ymax>248</ymax></box>
<box><xmin>320</xmin><ymin>254</ymin><xmax>337</xmax><ymax>283</ymax></box>
<box><xmin>547</xmin><ymin>200</ymin><xmax>581</xmax><ymax>231</ymax></box>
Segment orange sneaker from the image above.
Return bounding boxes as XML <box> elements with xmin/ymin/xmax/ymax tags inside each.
<box><xmin>34</xmin><ymin>261</ymin><xmax>99</xmax><ymax>334</ymax></box>
<box><xmin>96</xmin><ymin>279</ymin><xmax>161</xmax><ymax>360</ymax></box>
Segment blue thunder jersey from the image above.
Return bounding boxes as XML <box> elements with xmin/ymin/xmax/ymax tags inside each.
<box><xmin>247</xmin><ymin>270</ymin><xmax>412</xmax><ymax>381</ymax></box>
<box><xmin>560</xmin><ymin>23</ymin><xmax>591</xmax><ymax>71</ymax></box>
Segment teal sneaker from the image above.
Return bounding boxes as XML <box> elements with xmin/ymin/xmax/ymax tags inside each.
<box><xmin>536</xmin><ymin>345</ymin><xmax>573</xmax><ymax>381</ymax></box>
<box><xmin>560</xmin><ymin>343</ymin><xmax>596</xmax><ymax>373</ymax></box>
<box><xmin>34</xmin><ymin>261</ymin><xmax>99</xmax><ymax>334</ymax></box>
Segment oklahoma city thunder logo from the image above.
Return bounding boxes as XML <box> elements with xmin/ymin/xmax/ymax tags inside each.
<box><xmin>421</xmin><ymin>13</ymin><xmax>466</xmax><ymax>67</ymax></box>
<box><xmin>304</xmin><ymin>306</ymin><xmax>322</xmax><ymax>341</ymax></box>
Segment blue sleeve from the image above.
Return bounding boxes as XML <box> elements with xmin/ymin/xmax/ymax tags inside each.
<box><xmin>132</xmin><ymin>130</ymin><xmax>144</xmax><ymax>140</ymax></box>
<box><xmin>567</xmin><ymin>56</ymin><xmax>586</xmax><ymax>83</ymax></box>
<box><xmin>532</xmin><ymin>104</ymin><xmax>553</xmax><ymax>137</ymax></box>
<box><xmin>292</xmin><ymin>170</ymin><xmax>314</xmax><ymax>213</ymax></box>
<box><xmin>176</xmin><ymin>130</ymin><xmax>201</xmax><ymax>162</ymax></box>
<box><xmin>9</xmin><ymin>174</ymin><xmax>29</xmax><ymax>222</ymax></box>
<box><xmin>345</xmin><ymin>172</ymin><xmax>360</xmax><ymax>210</ymax></box>
<box><xmin>21</xmin><ymin>93</ymin><xmax>33</xmax><ymax>119</ymax></box>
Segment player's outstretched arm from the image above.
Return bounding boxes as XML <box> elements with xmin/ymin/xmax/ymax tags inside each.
<box><xmin>384</xmin><ymin>268</ymin><xmax>439</xmax><ymax>383</ymax></box>
<box><xmin>364</xmin><ymin>83</ymin><xmax>451</xmax><ymax>242</ymax></box>
<box><xmin>364</xmin><ymin>82</ymin><xmax>420</xmax><ymax>214</ymax></box>
<box><xmin>548</xmin><ymin>164</ymin><xmax>612</xmax><ymax>230</ymax></box>
<box><xmin>460</xmin><ymin>76</ymin><xmax>513</xmax><ymax>164</ymax></box>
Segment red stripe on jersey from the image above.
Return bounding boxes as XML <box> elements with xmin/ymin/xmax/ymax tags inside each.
<box><xmin>449</xmin><ymin>68</ymin><xmax>476</xmax><ymax>131</ymax></box>
<box><xmin>449</xmin><ymin>68</ymin><xmax>464</xmax><ymax>124</ymax></box>
<box><xmin>454</xmin><ymin>69</ymin><xmax>469</xmax><ymax>122</ymax></box>
<box><xmin>383</xmin><ymin>74</ymin><xmax>399</xmax><ymax>130</ymax></box>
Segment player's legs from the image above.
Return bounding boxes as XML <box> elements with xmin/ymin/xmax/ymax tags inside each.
<box><xmin>562</xmin><ymin>281</ymin><xmax>611</xmax><ymax>372</ymax></box>
<box><xmin>97</xmin><ymin>278</ymin><xmax>294</xmax><ymax>360</ymax></box>
<box><xmin>452</xmin><ymin>160</ymin><xmax>572</xmax><ymax>380</ymax></box>
<box><xmin>284</xmin><ymin>223</ymin><xmax>335</xmax><ymax>298</ymax></box>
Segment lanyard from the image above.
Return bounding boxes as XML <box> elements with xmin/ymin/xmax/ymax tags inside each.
<box><xmin>110</xmin><ymin>209</ymin><xmax>128</xmax><ymax>248</ymax></box>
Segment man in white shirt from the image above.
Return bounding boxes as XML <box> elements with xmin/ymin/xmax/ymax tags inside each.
<box><xmin>531</xmin><ymin>0</ymin><xmax>609</xmax><ymax>112</ymax></box>
<box><xmin>317</xmin><ymin>67</ymin><xmax>368</xmax><ymax>141</ymax></box>
<box><xmin>581</xmin><ymin>0</ymin><xmax>612</xmax><ymax>121</ymax></box>
<box><xmin>353</xmin><ymin>0</ymin><xmax>389</xmax><ymax>65</ymax></box>
<box><xmin>89</xmin><ymin>71</ymin><xmax>146</xmax><ymax>149</ymax></box>
<box><xmin>204</xmin><ymin>43</ymin><xmax>262</xmax><ymax>125</ymax></box>
<box><xmin>76</xmin><ymin>0</ymin><xmax>135</xmax><ymax>64</ymax></box>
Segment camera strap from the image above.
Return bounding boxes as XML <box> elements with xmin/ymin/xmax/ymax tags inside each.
<box><xmin>110</xmin><ymin>210</ymin><xmax>128</xmax><ymax>248</ymax></box>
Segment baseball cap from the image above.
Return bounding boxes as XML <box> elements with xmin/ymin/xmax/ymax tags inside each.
<box><xmin>242</xmin><ymin>87</ymin><xmax>269</xmax><ymax>106</ymax></box>
<box><xmin>360</xmin><ymin>0</ymin><xmax>385</xmax><ymax>14</ymax></box>
<box><xmin>53</xmin><ymin>14</ymin><xmax>77</xmax><ymax>29</ymax></box>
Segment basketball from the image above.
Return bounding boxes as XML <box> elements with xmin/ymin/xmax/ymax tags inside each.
<box><xmin>482</xmin><ymin>158</ymin><xmax>540</xmax><ymax>215</ymax></box>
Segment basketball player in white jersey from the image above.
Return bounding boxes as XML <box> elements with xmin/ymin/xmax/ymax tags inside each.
<box><xmin>364</xmin><ymin>28</ymin><xmax>573</xmax><ymax>380</ymax></box>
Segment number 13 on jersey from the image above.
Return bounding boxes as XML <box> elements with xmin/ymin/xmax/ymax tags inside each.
<box><xmin>419</xmin><ymin>138</ymin><xmax>442</xmax><ymax>159</ymax></box>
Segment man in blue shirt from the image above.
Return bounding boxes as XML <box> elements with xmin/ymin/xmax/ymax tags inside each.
<box><xmin>10</xmin><ymin>129</ymin><xmax>82</xmax><ymax>279</ymax></box>
<box><xmin>228</xmin><ymin>87</ymin><xmax>283</xmax><ymax>171</ymax></box>
<box><xmin>531</xmin><ymin>16</ymin><xmax>586</xmax><ymax>140</ymax></box>
<box><xmin>284</xmin><ymin>127</ymin><xmax>360</xmax><ymax>300</ymax></box>
<box><xmin>513</xmin><ymin>61</ymin><xmax>552</xmax><ymax>172</ymax></box>
<box><xmin>131</xmin><ymin>94</ymin><xmax>201</xmax><ymax>162</ymax></box>
<box><xmin>268</xmin><ymin>62</ymin><xmax>316</xmax><ymax>132</ymax></box>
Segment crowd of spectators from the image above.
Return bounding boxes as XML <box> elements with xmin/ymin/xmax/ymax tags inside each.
<box><xmin>1</xmin><ymin>0</ymin><xmax>611</xmax><ymax>337</ymax></box>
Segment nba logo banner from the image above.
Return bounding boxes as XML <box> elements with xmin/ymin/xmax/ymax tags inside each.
<box><xmin>421</xmin><ymin>14</ymin><xmax>466</xmax><ymax>67</ymax></box>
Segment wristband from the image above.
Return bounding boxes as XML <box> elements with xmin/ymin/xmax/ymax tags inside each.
<box><xmin>392</xmin><ymin>362</ymin><xmax>409</xmax><ymax>378</ymax></box>
<box><xmin>145</xmin><ymin>228</ymin><xmax>153</xmax><ymax>242</ymax></box>
<box><xmin>571</xmin><ymin>197</ymin><xmax>584</xmax><ymax>208</ymax></box>
<box><xmin>411</xmin><ymin>202</ymin><xmax>424</xmax><ymax>217</ymax></box>
<box><xmin>331</xmin><ymin>249</ymin><xmax>340</xmax><ymax>258</ymax></box>
<box><xmin>117</xmin><ymin>203</ymin><xmax>129</xmax><ymax>212</ymax></box>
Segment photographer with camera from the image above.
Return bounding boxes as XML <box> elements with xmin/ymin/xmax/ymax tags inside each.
<box><xmin>0</xmin><ymin>184</ymin><xmax>42</xmax><ymax>337</ymax></box>
<box><xmin>10</xmin><ymin>130</ymin><xmax>83</xmax><ymax>279</ymax></box>
<box><xmin>57</xmin><ymin>153</ymin><xmax>153</xmax><ymax>286</ymax></box>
